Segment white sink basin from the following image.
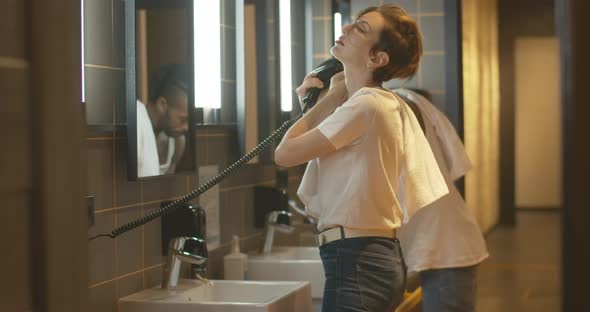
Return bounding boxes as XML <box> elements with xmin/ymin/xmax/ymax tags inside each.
<box><xmin>248</xmin><ymin>247</ymin><xmax>325</xmax><ymax>299</ymax></box>
<box><xmin>118</xmin><ymin>279</ymin><xmax>312</xmax><ymax>312</ymax></box>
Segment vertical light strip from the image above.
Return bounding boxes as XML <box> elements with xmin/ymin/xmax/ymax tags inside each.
<box><xmin>334</xmin><ymin>12</ymin><xmax>342</xmax><ymax>42</ymax></box>
<box><xmin>81</xmin><ymin>0</ymin><xmax>85</xmax><ymax>103</ymax></box>
<box><xmin>279</xmin><ymin>0</ymin><xmax>293</xmax><ymax>112</ymax></box>
<box><xmin>194</xmin><ymin>0</ymin><xmax>222</xmax><ymax>108</ymax></box>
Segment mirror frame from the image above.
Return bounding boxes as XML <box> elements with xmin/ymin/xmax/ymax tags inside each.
<box><xmin>125</xmin><ymin>0</ymin><xmax>197</xmax><ymax>180</ymax></box>
<box><xmin>236</xmin><ymin>0</ymin><xmax>281</xmax><ymax>163</ymax></box>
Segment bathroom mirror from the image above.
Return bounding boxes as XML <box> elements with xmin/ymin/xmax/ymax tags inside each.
<box><xmin>236</xmin><ymin>0</ymin><xmax>281</xmax><ymax>163</ymax></box>
<box><xmin>235</xmin><ymin>0</ymin><xmax>306</xmax><ymax>163</ymax></box>
<box><xmin>125</xmin><ymin>0</ymin><xmax>196</xmax><ymax>180</ymax></box>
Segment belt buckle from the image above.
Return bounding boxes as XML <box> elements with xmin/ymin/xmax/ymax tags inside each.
<box><xmin>319</xmin><ymin>234</ymin><xmax>326</xmax><ymax>246</ymax></box>
<box><xmin>316</xmin><ymin>226</ymin><xmax>345</xmax><ymax>246</ymax></box>
<box><xmin>315</xmin><ymin>230</ymin><xmax>328</xmax><ymax>247</ymax></box>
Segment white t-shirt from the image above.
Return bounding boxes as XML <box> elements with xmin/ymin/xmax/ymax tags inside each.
<box><xmin>136</xmin><ymin>100</ymin><xmax>160</xmax><ymax>177</ymax></box>
<box><xmin>395</xmin><ymin>88</ymin><xmax>489</xmax><ymax>272</ymax></box>
<box><xmin>158</xmin><ymin>134</ymin><xmax>176</xmax><ymax>175</ymax></box>
<box><xmin>297</xmin><ymin>87</ymin><xmax>448</xmax><ymax>231</ymax></box>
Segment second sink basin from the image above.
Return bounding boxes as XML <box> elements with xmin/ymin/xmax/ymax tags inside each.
<box><xmin>248</xmin><ymin>246</ymin><xmax>325</xmax><ymax>299</ymax></box>
<box><xmin>119</xmin><ymin>279</ymin><xmax>312</xmax><ymax>312</ymax></box>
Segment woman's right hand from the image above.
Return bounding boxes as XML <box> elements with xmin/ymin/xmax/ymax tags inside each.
<box><xmin>295</xmin><ymin>72</ymin><xmax>325</xmax><ymax>110</ymax></box>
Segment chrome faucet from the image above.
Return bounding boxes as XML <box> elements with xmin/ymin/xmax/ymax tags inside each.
<box><xmin>262</xmin><ymin>199</ymin><xmax>320</xmax><ymax>254</ymax></box>
<box><xmin>162</xmin><ymin>236</ymin><xmax>208</xmax><ymax>289</ymax></box>
<box><xmin>262</xmin><ymin>210</ymin><xmax>295</xmax><ymax>254</ymax></box>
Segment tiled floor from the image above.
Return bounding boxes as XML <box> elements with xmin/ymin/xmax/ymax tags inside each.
<box><xmin>477</xmin><ymin>210</ymin><xmax>561</xmax><ymax>312</ymax></box>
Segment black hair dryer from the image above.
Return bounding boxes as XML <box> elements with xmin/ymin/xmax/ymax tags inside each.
<box><xmin>302</xmin><ymin>58</ymin><xmax>344</xmax><ymax>111</ymax></box>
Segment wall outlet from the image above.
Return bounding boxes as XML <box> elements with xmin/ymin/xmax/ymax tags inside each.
<box><xmin>86</xmin><ymin>195</ymin><xmax>95</xmax><ymax>227</ymax></box>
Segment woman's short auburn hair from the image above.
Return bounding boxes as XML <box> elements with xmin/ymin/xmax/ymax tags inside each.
<box><xmin>357</xmin><ymin>5</ymin><xmax>423</xmax><ymax>83</ymax></box>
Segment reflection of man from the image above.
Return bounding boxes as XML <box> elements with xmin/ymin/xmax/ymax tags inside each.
<box><xmin>137</xmin><ymin>64</ymin><xmax>189</xmax><ymax>177</ymax></box>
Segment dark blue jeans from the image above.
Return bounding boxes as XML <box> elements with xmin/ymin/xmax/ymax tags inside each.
<box><xmin>319</xmin><ymin>237</ymin><xmax>407</xmax><ymax>312</ymax></box>
<box><xmin>420</xmin><ymin>265</ymin><xmax>478</xmax><ymax>312</ymax></box>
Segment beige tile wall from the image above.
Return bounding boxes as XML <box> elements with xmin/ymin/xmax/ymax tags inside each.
<box><xmin>0</xmin><ymin>0</ymin><xmax>32</xmax><ymax>311</ymax></box>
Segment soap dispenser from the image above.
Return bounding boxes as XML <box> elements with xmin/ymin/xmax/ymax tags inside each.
<box><xmin>223</xmin><ymin>235</ymin><xmax>248</xmax><ymax>280</ymax></box>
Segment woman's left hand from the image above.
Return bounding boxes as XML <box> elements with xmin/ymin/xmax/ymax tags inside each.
<box><xmin>326</xmin><ymin>72</ymin><xmax>348</xmax><ymax>106</ymax></box>
<box><xmin>313</xmin><ymin>72</ymin><xmax>348</xmax><ymax>112</ymax></box>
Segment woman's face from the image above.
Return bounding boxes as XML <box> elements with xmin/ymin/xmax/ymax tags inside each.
<box><xmin>330</xmin><ymin>11</ymin><xmax>386</xmax><ymax>69</ymax></box>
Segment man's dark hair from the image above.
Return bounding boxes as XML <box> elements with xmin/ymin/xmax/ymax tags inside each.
<box><xmin>149</xmin><ymin>64</ymin><xmax>188</xmax><ymax>106</ymax></box>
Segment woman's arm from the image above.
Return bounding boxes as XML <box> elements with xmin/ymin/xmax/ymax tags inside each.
<box><xmin>275</xmin><ymin>74</ymin><xmax>347</xmax><ymax>167</ymax></box>
<box><xmin>304</xmin><ymin>72</ymin><xmax>347</xmax><ymax>128</ymax></box>
<box><xmin>274</xmin><ymin>127</ymin><xmax>333</xmax><ymax>167</ymax></box>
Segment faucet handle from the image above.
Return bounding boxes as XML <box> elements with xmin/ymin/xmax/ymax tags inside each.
<box><xmin>267</xmin><ymin>210</ymin><xmax>292</xmax><ymax>225</ymax></box>
<box><xmin>183</xmin><ymin>236</ymin><xmax>208</xmax><ymax>258</ymax></box>
<box><xmin>168</xmin><ymin>237</ymin><xmax>208</xmax><ymax>265</ymax></box>
<box><xmin>266</xmin><ymin>210</ymin><xmax>295</xmax><ymax>234</ymax></box>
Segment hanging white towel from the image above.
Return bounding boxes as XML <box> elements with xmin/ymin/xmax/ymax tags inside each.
<box><xmin>392</xmin><ymin>91</ymin><xmax>449</xmax><ymax>223</ymax></box>
<box><xmin>394</xmin><ymin>88</ymin><xmax>472</xmax><ymax>181</ymax></box>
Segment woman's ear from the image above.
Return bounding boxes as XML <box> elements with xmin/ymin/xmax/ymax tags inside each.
<box><xmin>370</xmin><ymin>51</ymin><xmax>389</xmax><ymax>70</ymax></box>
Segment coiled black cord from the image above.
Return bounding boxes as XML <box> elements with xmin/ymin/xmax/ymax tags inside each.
<box><xmin>89</xmin><ymin>113</ymin><xmax>301</xmax><ymax>241</ymax></box>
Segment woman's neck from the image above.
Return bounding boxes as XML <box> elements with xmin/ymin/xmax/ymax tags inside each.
<box><xmin>343</xmin><ymin>65</ymin><xmax>380</xmax><ymax>97</ymax></box>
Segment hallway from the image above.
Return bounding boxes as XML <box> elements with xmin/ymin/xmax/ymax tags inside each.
<box><xmin>477</xmin><ymin>211</ymin><xmax>561</xmax><ymax>311</ymax></box>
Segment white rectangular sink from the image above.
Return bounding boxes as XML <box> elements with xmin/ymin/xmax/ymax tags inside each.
<box><xmin>119</xmin><ymin>279</ymin><xmax>312</xmax><ymax>312</ymax></box>
<box><xmin>248</xmin><ymin>247</ymin><xmax>325</xmax><ymax>299</ymax></box>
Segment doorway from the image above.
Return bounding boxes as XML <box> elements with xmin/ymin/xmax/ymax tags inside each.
<box><xmin>514</xmin><ymin>37</ymin><xmax>562</xmax><ymax>210</ymax></box>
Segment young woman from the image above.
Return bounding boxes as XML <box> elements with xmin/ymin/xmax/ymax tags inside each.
<box><xmin>275</xmin><ymin>5</ymin><xmax>448</xmax><ymax>311</ymax></box>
